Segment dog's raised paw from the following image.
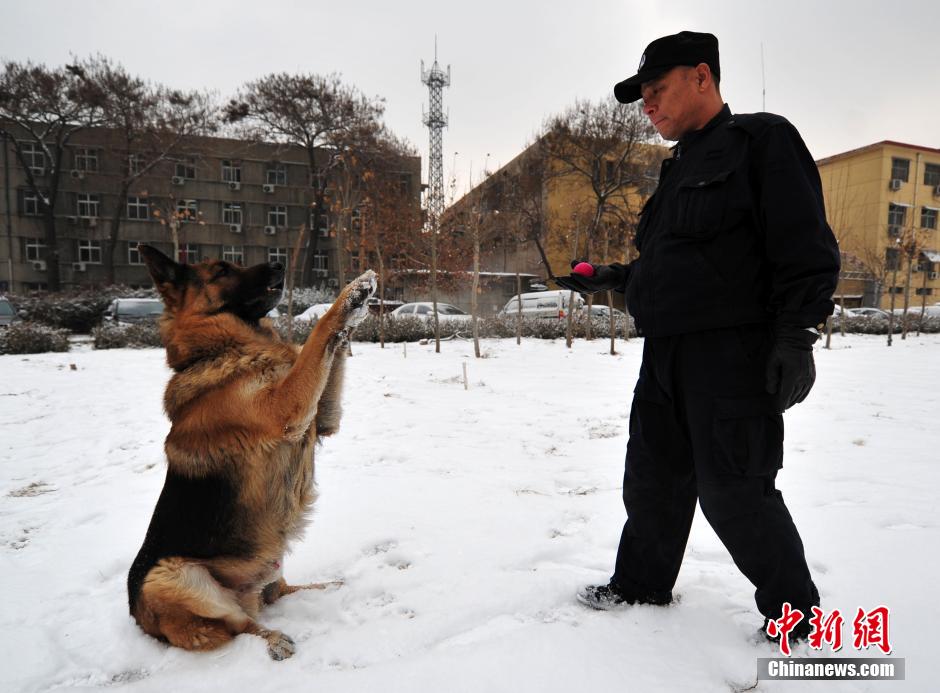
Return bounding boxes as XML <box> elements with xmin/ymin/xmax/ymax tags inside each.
<box><xmin>267</xmin><ymin>632</ymin><xmax>296</xmax><ymax>661</ymax></box>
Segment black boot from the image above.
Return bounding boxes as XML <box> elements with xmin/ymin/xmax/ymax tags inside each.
<box><xmin>577</xmin><ymin>582</ymin><xmax>673</xmax><ymax>610</ymax></box>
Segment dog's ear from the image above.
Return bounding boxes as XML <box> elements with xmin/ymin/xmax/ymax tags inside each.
<box><xmin>139</xmin><ymin>245</ymin><xmax>185</xmax><ymax>306</ymax></box>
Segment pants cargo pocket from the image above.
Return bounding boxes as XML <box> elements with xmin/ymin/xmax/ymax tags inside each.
<box><xmin>711</xmin><ymin>395</ymin><xmax>783</xmax><ymax>477</ymax></box>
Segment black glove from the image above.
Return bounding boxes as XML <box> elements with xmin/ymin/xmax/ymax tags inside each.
<box><xmin>765</xmin><ymin>327</ymin><xmax>818</xmax><ymax>413</ymax></box>
<box><xmin>554</xmin><ymin>261</ymin><xmax>624</xmax><ymax>295</ymax></box>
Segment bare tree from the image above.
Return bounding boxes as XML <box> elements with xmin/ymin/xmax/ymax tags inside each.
<box><xmin>223</xmin><ymin>73</ymin><xmax>384</xmax><ymax>286</ymax></box>
<box><xmin>0</xmin><ymin>57</ymin><xmax>109</xmax><ymax>290</ymax></box>
<box><xmin>97</xmin><ymin>59</ymin><xmax>216</xmax><ymax>282</ymax></box>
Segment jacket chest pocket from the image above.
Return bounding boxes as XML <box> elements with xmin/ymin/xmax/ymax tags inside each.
<box><xmin>674</xmin><ymin>169</ymin><xmax>732</xmax><ymax>239</ymax></box>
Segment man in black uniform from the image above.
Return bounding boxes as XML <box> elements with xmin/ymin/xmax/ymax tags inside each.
<box><xmin>555</xmin><ymin>31</ymin><xmax>840</xmax><ymax>638</ymax></box>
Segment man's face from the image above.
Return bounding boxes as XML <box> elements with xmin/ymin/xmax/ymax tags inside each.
<box><xmin>640</xmin><ymin>67</ymin><xmax>704</xmax><ymax>141</ymax></box>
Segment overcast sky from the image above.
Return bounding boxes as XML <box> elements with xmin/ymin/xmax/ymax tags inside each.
<box><xmin>2</xmin><ymin>0</ymin><xmax>938</xmax><ymax>197</ymax></box>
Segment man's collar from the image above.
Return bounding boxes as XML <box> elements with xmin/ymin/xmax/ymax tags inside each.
<box><xmin>674</xmin><ymin>103</ymin><xmax>731</xmax><ymax>157</ymax></box>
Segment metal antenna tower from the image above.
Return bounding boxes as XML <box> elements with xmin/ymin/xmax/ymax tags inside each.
<box><xmin>421</xmin><ymin>38</ymin><xmax>450</xmax><ymax>229</ymax></box>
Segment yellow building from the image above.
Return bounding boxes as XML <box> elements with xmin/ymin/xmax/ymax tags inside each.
<box><xmin>817</xmin><ymin>141</ymin><xmax>940</xmax><ymax>310</ymax></box>
<box><xmin>448</xmin><ymin>138</ymin><xmax>667</xmax><ymax>287</ymax></box>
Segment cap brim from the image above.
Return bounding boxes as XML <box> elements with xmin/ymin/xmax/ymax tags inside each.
<box><xmin>613</xmin><ymin>67</ymin><xmax>669</xmax><ymax>103</ymax></box>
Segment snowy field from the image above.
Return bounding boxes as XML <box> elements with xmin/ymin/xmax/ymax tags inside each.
<box><xmin>1</xmin><ymin>333</ymin><xmax>938</xmax><ymax>692</ymax></box>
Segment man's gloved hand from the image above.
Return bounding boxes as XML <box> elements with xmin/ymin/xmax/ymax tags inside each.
<box><xmin>554</xmin><ymin>260</ymin><xmax>624</xmax><ymax>295</ymax></box>
<box><xmin>765</xmin><ymin>327</ymin><xmax>818</xmax><ymax>413</ymax></box>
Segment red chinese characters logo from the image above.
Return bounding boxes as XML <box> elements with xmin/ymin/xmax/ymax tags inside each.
<box><xmin>768</xmin><ymin>604</ymin><xmax>892</xmax><ymax>656</ymax></box>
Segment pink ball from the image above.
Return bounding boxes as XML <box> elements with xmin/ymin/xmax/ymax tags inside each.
<box><xmin>572</xmin><ymin>262</ymin><xmax>595</xmax><ymax>277</ymax></box>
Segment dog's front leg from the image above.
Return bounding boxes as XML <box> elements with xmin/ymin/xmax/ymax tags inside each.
<box><xmin>264</xmin><ymin>271</ymin><xmax>375</xmax><ymax>438</ymax></box>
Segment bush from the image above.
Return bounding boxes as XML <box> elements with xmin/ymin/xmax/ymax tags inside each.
<box><xmin>0</xmin><ymin>322</ymin><xmax>70</xmax><ymax>354</ymax></box>
<box><xmin>11</xmin><ymin>285</ymin><xmax>158</xmax><ymax>333</ymax></box>
<box><xmin>829</xmin><ymin>313</ymin><xmax>940</xmax><ymax>335</ymax></box>
<box><xmin>92</xmin><ymin>322</ymin><xmax>163</xmax><ymax>349</ymax></box>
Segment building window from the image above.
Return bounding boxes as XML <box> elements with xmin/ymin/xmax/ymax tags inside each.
<box><xmin>891</xmin><ymin>157</ymin><xmax>910</xmax><ymax>183</ymax></box>
<box><xmin>22</xmin><ymin>190</ymin><xmax>41</xmax><ymax>215</ymax></box>
<box><xmin>175</xmin><ymin>158</ymin><xmax>196</xmax><ymax>179</ymax></box>
<box><xmin>922</xmin><ymin>207</ymin><xmax>938</xmax><ymax>230</ymax></box>
<box><xmin>389</xmin><ymin>253</ymin><xmax>406</xmax><ymax>270</ymax></box>
<box><xmin>268</xmin><ymin>205</ymin><xmax>288</xmax><ymax>227</ymax></box>
<box><xmin>924</xmin><ymin>163</ymin><xmax>940</xmax><ymax>187</ymax></box>
<box><xmin>127</xmin><ymin>196</ymin><xmax>149</xmax><ymax>220</ymax></box>
<box><xmin>179</xmin><ymin>244</ymin><xmax>199</xmax><ymax>264</ymax></box>
<box><xmin>399</xmin><ymin>173</ymin><xmax>411</xmax><ymax>195</ymax></box>
<box><xmin>889</xmin><ymin>286</ymin><xmax>904</xmax><ymax>294</ymax></box>
<box><xmin>74</xmin><ymin>148</ymin><xmax>98</xmax><ymax>172</ymax></box>
<box><xmin>266</xmin><ymin>164</ymin><xmax>287</xmax><ymax>186</ymax></box>
<box><xmin>313</xmin><ymin>251</ymin><xmax>328</xmax><ymax>276</ymax></box>
<box><xmin>221</xmin><ymin>160</ymin><xmax>241</xmax><ymax>183</ymax></box>
<box><xmin>128</xmin><ymin>241</ymin><xmax>143</xmax><ymax>265</ymax></box>
<box><xmin>916</xmin><ymin>288</ymin><xmax>934</xmax><ymax>296</ymax></box>
<box><xmin>268</xmin><ymin>247</ymin><xmax>288</xmax><ymax>265</ymax></box>
<box><xmin>222</xmin><ymin>245</ymin><xmax>244</xmax><ymax>265</ymax></box>
<box><xmin>310</xmin><ymin>210</ymin><xmax>329</xmax><ymax>237</ymax></box>
<box><xmin>78</xmin><ymin>240</ymin><xmax>102</xmax><ymax>264</ymax></box>
<box><xmin>77</xmin><ymin>193</ymin><xmax>100</xmax><ymax>218</ymax></box>
<box><xmin>223</xmin><ymin>203</ymin><xmax>243</xmax><ymax>225</ymax></box>
<box><xmin>605</xmin><ymin>160</ymin><xmax>616</xmax><ymax>183</ymax></box>
<box><xmin>350</xmin><ymin>207</ymin><xmax>362</xmax><ymax>233</ymax></box>
<box><xmin>885</xmin><ymin>247</ymin><xmax>900</xmax><ymax>271</ymax></box>
<box><xmin>26</xmin><ymin>238</ymin><xmax>47</xmax><ymax>261</ymax></box>
<box><xmin>20</xmin><ymin>142</ymin><xmax>45</xmax><ymax>174</ymax></box>
<box><xmin>128</xmin><ymin>154</ymin><xmax>143</xmax><ymax>176</ymax></box>
<box><xmin>887</xmin><ymin>203</ymin><xmax>907</xmax><ymax>231</ymax></box>
<box><xmin>177</xmin><ymin>199</ymin><xmax>198</xmax><ymax>222</ymax></box>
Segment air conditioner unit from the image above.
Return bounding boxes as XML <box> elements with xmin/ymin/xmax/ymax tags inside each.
<box><xmin>889</xmin><ymin>179</ymin><xmax>902</xmax><ymax>191</ymax></box>
<box><xmin>72</xmin><ymin>262</ymin><xmax>87</xmax><ymax>272</ymax></box>
<box><xmin>888</xmin><ymin>225</ymin><xmax>902</xmax><ymax>237</ymax></box>
<box><xmin>32</xmin><ymin>260</ymin><xmax>47</xmax><ymax>271</ymax></box>
<box><xmin>262</xmin><ymin>184</ymin><xmax>275</xmax><ymax>193</ymax></box>
<box><xmin>171</xmin><ymin>175</ymin><xmax>185</xmax><ymax>186</ymax></box>
<box><xmin>70</xmin><ymin>169</ymin><xmax>85</xmax><ymax>180</ymax></box>
<box><xmin>263</xmin><ymin>225</ymin><xmax>277</xmax><ymax>235</ymax></box>
<box><xmin>313</xmin><ymin>269</ymin><xmax>328</xmax><ymax>277</ymax></box>
<box><xmin>933</xmin><ymin>184</ymin><xmax>940</xmax><ymax>197</ymax></box>
<box><xmin>87</xmin><ymin>217</ymin><xmax>97</xmax><ymax>228</ymax></box>
<box><xmin>66</xmin><ymin>215</ymin><xmax>78</xmax><ymax>224</ymax></box>
<box><xmin>229</xmin><ymin>224</ymin><xmax>242</xmax><ymax>234</ymax></box>
<box><xmin>327</xmin><ymin>278</ymin><xmax>339</xmax><ymax>288</ymax></box>
<box><xmin>228</xmin><ymin>181</ymin><xmax>241</xmax><ymax>191</ymax></box>
<box><xmin>930</xmin><ymin>272</ymin><xmax>939</xmax><ymax>280</ymax></box>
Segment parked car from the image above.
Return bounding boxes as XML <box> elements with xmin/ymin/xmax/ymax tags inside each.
<box><xmin>294</xmin><ymin>303</ymin><xmax>334</xmax><ymax>322</ymax></box>
<box><xmin>846</xmin><ymin>307</ymin><xmax>889</xmax><ymax>319</ymax></box>
<box><xmin>103</xmin><ymin>298</ymin><xmax>164</xmax><ymax>325</ymax></box>
<box><xmin>0</xmin><ymin>297</ymin><xmax>20</xmax><ymax>328</ymax></box>
<box><xmin>498</xmin><ymin>290</ymin><xmax>585</xmax><ymax>320</ymax></box>
<box><xmin>390</xmin><ymin>302</ymin><xmax>472</xmax><ymax>323</ymax></box>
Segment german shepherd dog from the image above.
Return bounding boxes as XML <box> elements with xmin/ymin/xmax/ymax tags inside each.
<box><xmin>127</xmin><ymin>245</ymin><xmax>375</xmax><ymax>660</ymax></box>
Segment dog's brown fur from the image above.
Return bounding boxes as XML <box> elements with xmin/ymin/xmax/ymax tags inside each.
<box><xmin>127</xmin><ymin>245</ymin><xmax>375</xmax><ymax>660</ymax></box>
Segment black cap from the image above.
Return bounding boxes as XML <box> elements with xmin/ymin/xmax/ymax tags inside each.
<box><xmin>614</xmin><ymin>31</ymin><xmax>720</xmax><ymax>104</ymax></box>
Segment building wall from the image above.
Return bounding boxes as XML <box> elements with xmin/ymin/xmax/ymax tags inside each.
<box><xmin>0</xmin><ymin>129</ymin><xmax>421</xmax><ymax>293</ymax></box>
<box><xmin>818</xmin><ymin>142</ymin><xmax>940</xmax><ymax>310</ymax></box>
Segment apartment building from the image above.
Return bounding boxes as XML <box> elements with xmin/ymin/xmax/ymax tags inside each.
<box><xmin>0</xmin><ymin>128</ymin><xmax>421</xmax><ymax>293</ymax></box>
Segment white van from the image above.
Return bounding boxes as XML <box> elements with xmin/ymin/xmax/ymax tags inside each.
<box><xmin>499</xmin><ymin>290</ymin><xmax>585</xmax><ymax>320</ymax></box>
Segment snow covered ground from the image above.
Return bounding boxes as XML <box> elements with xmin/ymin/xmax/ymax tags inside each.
<box><xmin>1</xmin><ymin>333</ymin><xmax>937</xmax><ymax>692</ymax></box>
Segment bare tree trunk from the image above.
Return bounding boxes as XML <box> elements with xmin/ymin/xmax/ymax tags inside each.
<box><xmin>286</xmin><ymin>225</ymin><xmax>306</xmax><ymax>343</ymax></box>
<box><xmin>901</xmin><ymin>251</ymin><xmax>914</xmax><ymax>340</ymax></box>
<box><xmin>431</xmin><ymin>223</ymin><xmax>441</xmax><ymax>353</ymax></box>
<box><xmin>917</xmin><ymin>263</ymin><xmax>928</xmax><ymax>336</ymax></box>
<box><xmin>376</xmin><ymin>247</ymin><xmax>386</xmax><ymax>349</ymax></box>
<box><xmin>515</xmin><ymin>238</ymin><xmax>522</xmax><ymax>346</ymax></box>
<box><xmin>471</xmin><ymin>224</ymin><xmax>481</xmax><ymax>358</ymax></box>
<box><xmin>565</xmin><ymin>223</ymin><xmax>581</xmax><ymax>349</ymax></box>
<box><xmin>603</xmin><ymin>227</ymin><xmax>615</xmax><ymax>355</ymax></box>
<box><xmin>887</xmin><ymin>263</ymin><xmax>900</xmax><ymax>347</ymax></box>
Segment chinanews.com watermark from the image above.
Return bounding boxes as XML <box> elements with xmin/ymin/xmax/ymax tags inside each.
<box><xmin>758</xmin><ymin>603</ymin><xmax>905</xmax><ymax>681</ymax></box>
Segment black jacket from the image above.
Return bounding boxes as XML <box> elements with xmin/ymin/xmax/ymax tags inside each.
<box><xmin>613</xmin><ymin>105</ymin><xmax>840</xmax><ymax>337</ymax></box>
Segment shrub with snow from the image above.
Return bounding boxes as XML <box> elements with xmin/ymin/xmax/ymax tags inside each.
<box><xmin>0</xmin><ymin>322</ymin><xmax>70</xmax><ymax>354</ymax></box>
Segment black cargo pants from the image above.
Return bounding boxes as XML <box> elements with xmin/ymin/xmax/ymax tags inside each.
<box><xmin>611</xmin><ymin>325</ymin><xmax>819</xmax><ymax>618</ymax></box>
